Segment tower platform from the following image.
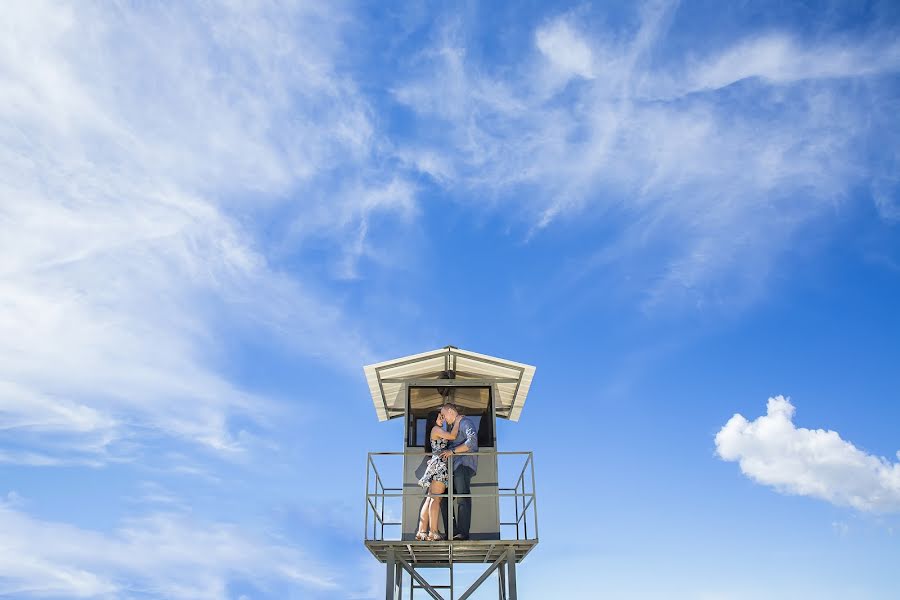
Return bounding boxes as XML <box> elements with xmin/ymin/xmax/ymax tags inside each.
<box><xmin>365</xmin><ymin>539</ymin><xmax>538</xmax><ymax>565</ymax></box>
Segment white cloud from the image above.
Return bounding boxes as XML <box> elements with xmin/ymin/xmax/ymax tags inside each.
<box><xmin>670</xmin><ymin>34</ymin><xmax>900</xmax><ymax>95</ymax></box>
<box><xmin>872</xmin><ymin>175</ymin><xmax>900</xmax><ymax>222</ymax></box>
<box><xmin>0</xmin><ymin>2</ymin><xmax>402</xmax><ymax>463</ymax></box>
<box><xmin>0</xmin><ymin>503</ymin><xmax>335</xmax><ymax>599</ymax></box>
<box><xmin>287</xmin><ymin>177</ymin><xmax>419</xmax><ymax>279</ymax></box>
<box><xmin>535</xmin><ymin>18</ymin><xmax>595</xmax><ymax>80</ymax></box>
<box><xmin>715</xmin><ymin>396</ymin><xmax>900</xmax><ymax>513</ymax></box>
<box><xmin>832</xmin><ymin>520</ymin><xmax>850</xmax><ymax>537</ymax></box>
<box><xmin>391</xmin><ymin>2</ymin><xmax>900</xmax><ymax>310</ymax></box>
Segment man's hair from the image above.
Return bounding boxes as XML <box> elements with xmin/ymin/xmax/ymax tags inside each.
<box><xmin>441</xmin><ymin>402</ymin><xmax>459</xmax><ymax>413</ymax></box>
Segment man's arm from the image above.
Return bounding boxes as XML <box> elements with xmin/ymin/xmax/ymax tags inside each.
<box><xmin>441</xmin><ymin>418</ymin><xmax>478</xmax><ymax>458</ymax></box>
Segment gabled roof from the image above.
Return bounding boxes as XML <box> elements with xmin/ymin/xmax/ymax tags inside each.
<box><xmin>363</xmin><ymin>346</ymin><xmax>536</xmax><ymax>422</ymax></box>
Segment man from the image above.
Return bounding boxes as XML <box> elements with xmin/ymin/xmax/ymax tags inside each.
<box><xmin>439</xmin><ymin>402</ymin><xmax>478</xmax><ymax>541</ymax></box>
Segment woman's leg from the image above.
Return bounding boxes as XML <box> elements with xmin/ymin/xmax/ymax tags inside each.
<box><xmin>428</xmin><ymin>481</ymin><xmax>446</xmax><ymax>537</ymax></box>
<box><xmin>418</xmin><ymin>496</ymin><xmax>431</xmax><ymax>536</ymax></box>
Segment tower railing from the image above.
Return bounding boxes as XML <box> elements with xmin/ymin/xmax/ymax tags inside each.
<box><xmin>364</xmin><ymin>451</ymin><xmax>538</xmax><ymax>546</ymax></box>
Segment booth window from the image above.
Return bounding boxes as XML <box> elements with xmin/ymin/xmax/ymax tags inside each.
<box><xmin>407</xmin><ymin>386</ymin><xmax>494</xmax><ymax>448</ymax></box>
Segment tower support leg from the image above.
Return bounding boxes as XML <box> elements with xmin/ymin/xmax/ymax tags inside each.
<box><xmin>386</xmin><ymin>549</ymin><xmax>397</xmax><ymax>600</ymax></box>
<box><xmin>506</xmin><ymin>547</ymin><xmax>518</xmax><ymax>600</ymax></box>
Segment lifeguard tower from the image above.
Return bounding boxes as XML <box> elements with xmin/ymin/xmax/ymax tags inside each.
<box><xmin>364</xmin><ymin>346</ymin><xmax>538</xmax><ymax>599</ymax></box>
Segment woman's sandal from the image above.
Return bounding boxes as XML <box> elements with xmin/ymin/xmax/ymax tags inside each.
<box><xmin>427</xmin><ymin>531</ymin><xmax>445</xmax><ymax>541</ymax></box>
<box><xmin>415</xmin><ymin>530</ymin><xmax>428</xmax><ymax>541</ymax></box>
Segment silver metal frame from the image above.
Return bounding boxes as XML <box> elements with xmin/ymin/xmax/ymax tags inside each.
<box><xmin>367</xmin><ymin>351</ymin><xmax>536</xmax><ymax>599</ymax></box>
<box><xmin>365</xmin><ymin>452</ymin><xmax>539</xmax><ymax>543</ymax></box>
<box><xmin>365</xmin><ymin>451</ymin><xmax>538</xmax><ymax>600</ymax></box>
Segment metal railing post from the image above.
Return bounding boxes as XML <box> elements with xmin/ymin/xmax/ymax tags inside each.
<box><xmin>380</xmin><ymin>476</ymin><xmax>386</xmax><ymax>540</ymax></box>
<box><xmin>448</xmin><ymin>453</ymin><xmax>454</xmax><ymax>541</ymax></box>
<box><xmin>374</xmin><ymin>472</ymin><xmax>381</xmax><ymax>540</ymax></box>
<box><xmin>373</xmin><ymin>471</ymin><xmax>378</xmax><ymax>540</ymax></box>
<box><xmin>365</xmin><ymin>454</ymin><xmax>371</xmax><ymax>540</ymax></box>
<box><xmin>522</xmin><ymin>465</ymin><xmax>527</xmax><ymax>540</ymax></box>
<box><xmin>513</xmin><ymin>475</ymin><xmax>521</xmax><ymax>540</ymax></box>
<box><xmin>529</xmin><ymin>452</ymin><xmax>538</xmax><ymax>540</ymax></box>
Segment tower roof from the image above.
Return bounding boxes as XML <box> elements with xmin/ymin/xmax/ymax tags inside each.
<box><xmin>363</xmin><ymin>346</ymin><xmax>536</xmax><ymax>422</ymax></box>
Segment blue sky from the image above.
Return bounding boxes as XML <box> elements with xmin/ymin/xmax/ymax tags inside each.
<box><xmin>1</xmin><ymin>0</ymin><xmax>899</xmax><ymax>598</ymax></box>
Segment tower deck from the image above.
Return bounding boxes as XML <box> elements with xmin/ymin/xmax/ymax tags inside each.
<box><xmin>365</xmin><ymin>539</ymin><xmax>538</xmax><ymax>565</ymax></box>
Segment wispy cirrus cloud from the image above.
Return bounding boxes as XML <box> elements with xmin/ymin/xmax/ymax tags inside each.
<box><xmin>716</xmin><ymin>396</ymin><xmax>900</xmax><ymax>513</ymax></box>
<box><xmin>286</xmin><ymin>176</ymin><xmax>419</xmax><ymax>279</ymax></box>
<box><xmin>0</xmin><ymin>500</ymin><xmax>336</xmax><ymax>599</ymax></box>
<box><xmin>0</xmin><ymin>1</ymin><xmax>412</xmax><ymax>464</ymax></box>
<box><xmin>659</xmin><ymin>33</ymin><xmax>900</xmax><ymax>96</ymax></box>
<box><xmin>392</xmin><ymin>1</ymin><xmax>900</xmax><ymax>310</ymax></box>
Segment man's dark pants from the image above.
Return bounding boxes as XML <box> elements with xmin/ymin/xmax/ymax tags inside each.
<box><xmin>441</xmin><ymin>465</ymin><xmax>474</xmax><ymax>538</ymax></box>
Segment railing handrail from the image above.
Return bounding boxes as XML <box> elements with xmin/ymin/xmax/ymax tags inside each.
<box><xmin>367</xmin><ymin>450</ymin><xmax>532</xmax><ymax>456</ymax></box>
<box><xmin>367</xmin><ymin>492</ymin><xmax>534</xmax><ymax>498</ymax></box>
<box><xmin>364</xmin><ymin>450</ymin><xmax>538</xmax><ymax>543</ymax></box>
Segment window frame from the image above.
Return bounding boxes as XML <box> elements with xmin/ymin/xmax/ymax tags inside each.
<box><xmin>405</xmin><ymin>384</ymin><xmax>496</xmax><ymax>448</ymax></box>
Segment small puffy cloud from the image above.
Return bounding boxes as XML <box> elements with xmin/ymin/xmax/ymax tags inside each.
<box><xmin>716</xmin><ymin>396</ymin><xmax>900</xmax><ymax>512</ymax></box>
<box><xmin>535</xmin><ymin>18</ymin><xmax>595</xmax><ymax>80</ymax></box>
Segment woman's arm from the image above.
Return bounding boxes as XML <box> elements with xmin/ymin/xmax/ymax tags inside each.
<box><xmin>431</xmin><ymin>418</ymin><xmax>461</xmax><ymax>440</ymax></box>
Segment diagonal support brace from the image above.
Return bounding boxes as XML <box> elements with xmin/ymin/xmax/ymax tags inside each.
<box><xmin>394</xmin><ymin>554</ymin><xmax>444</xmax><ymax>600</ymax></box>
<box><xmin>457</xmin><ymin>553</ymin><xmax>508</xmax><ymax>600</ymax></box>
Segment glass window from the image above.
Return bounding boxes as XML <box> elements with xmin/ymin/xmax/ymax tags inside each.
<box><xmin>407</xmin><ymin>385</ymin><xmax>494</xmax><ymax>447</ymax></box>
<box><xmin>415</xmin><ymin>418</ymin><xmax>427</xmax><ymax>446</ymax></box>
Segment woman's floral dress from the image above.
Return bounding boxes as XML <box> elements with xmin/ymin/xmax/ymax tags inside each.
<box><xmin>418</xmin><ymin>435</ymin><xmax>449</xmax><ymax>489</ymax></box>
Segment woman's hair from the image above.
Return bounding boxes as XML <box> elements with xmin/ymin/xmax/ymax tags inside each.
<box><xmin>423</xmin><ymin>410</ymin><xmax>441</xmax><ymax>452</ymax></box>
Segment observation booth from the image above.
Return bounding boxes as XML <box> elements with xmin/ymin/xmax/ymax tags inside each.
<box><xmin>364</xmin><ymin>346</ymin><xmax>539</xmax><ymax>600</ymax></box>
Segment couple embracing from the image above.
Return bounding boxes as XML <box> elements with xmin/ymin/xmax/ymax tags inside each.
<box><xmin>416</xmin><ymin>401</ymin><xmax>478</xmax><ymax>541</ymax></box>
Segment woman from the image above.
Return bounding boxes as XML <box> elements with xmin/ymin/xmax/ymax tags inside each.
<box><xmin>415</xmin><ymin>410</ymin><xmax>460</xmax><ymax>541</ymax></box>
